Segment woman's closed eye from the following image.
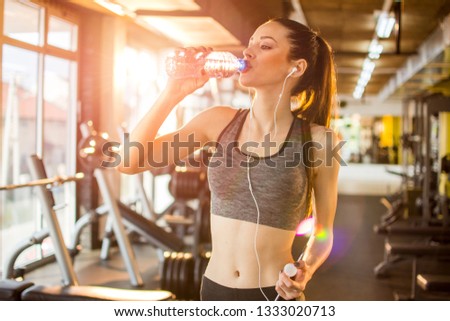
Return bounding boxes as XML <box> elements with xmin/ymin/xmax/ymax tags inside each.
<box><xmin>246</xmin><ymin>41</ymin><xmax>273</xmax><ymax>50</ymax></box>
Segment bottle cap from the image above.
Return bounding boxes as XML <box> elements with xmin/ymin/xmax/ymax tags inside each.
<box><xmin>238</xmin><ymin>59</ymin><xmax>248</xmax><ymax>72</ymax></box>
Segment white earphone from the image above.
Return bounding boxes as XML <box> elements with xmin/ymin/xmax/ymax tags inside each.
<box><xmin>246</xmin><ymin>63</ymin><xmax>300</xmax><ymax>301</ymax></box>
<box><xmin>287</xmin><ymin>66</ymin><xmax>298</xmax><ymax>77</ymax></box>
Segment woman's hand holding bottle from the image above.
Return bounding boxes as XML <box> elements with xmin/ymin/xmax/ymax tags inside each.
<box><xmin>164</xmin><ymin>47</ymin><xmax>212</xmax><ymax>98</ymax></box>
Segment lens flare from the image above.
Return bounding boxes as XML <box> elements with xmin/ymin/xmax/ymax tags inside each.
<box><xmin>296</xmin><ymin>217</ymin><xmax>329</xmax><ymax>241</ymax></box>
<box><xmin>296</xmin><ymin>217</ymin><xmax>314</xmax><ymax>236</ymax></box>
<box><xmin>315</xmin><ymin>228</ymin><xmax>328</xmax><ymax>241</ymax></box>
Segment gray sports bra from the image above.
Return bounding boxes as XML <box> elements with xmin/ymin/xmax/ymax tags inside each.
<box><xmin>207</xmin><ymin>108</ymin><xmax>310</xmax><ymax>231</ymax></box>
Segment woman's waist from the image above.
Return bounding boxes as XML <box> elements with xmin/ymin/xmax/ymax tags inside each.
<box><xmin>206</xmin><ymin>214</ymin><xmax>297</xmax><ymax>287</ymax></box>
<box><xmin>204</xmin><ymin>245</ymin><xmax>293</xmax><ymax>288</ymax></box>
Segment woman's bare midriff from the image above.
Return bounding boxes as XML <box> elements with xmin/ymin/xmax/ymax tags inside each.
<box><xmin>203</xmin><ymin>213</ymin><xmax>297</xmax><ymax>288</ymax></box>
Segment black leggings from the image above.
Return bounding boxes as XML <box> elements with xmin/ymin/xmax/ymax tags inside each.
<box><xmin>200</xmin><ymin>276</ymin><xmax>294</xmax><ymax>301</ymax></box>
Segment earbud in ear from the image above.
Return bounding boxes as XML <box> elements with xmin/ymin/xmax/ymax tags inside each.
<box><xmin>287</xmin><ymin>66</ymin><xmax>298</xmax><ymax>77</ymax></box>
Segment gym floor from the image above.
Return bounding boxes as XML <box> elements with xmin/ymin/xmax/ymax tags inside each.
<box><xmin>23</xmin><ymin>193</ymin><xmax>450</xmax><ymax>301</ymax></box>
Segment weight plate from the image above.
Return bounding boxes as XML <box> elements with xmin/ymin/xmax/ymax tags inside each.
<box><xmin>170</xmin><ymin>253</ymin><xmax>182</xmax><ymax>297</ymax></box>
<box><xmin>161</xmin><ymin>251</ymin><xmax>170</xmax><ymax>290</ymax></box>
<box><xmin>164</xmin><ymin>252</ymin><xmax>174</xmax><ymax>292</ymax></box>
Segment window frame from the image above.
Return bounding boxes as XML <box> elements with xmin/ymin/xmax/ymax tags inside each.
<box><xmin>0</xmin><ymin>0</ymin><xmax>80</xmax><ymax>270</ymax></box>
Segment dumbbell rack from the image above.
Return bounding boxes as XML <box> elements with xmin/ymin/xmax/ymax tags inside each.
<box><xmin>159</xmin><ymin>165</ymin><xmax>212</xmax><ymax>300</ymax></box>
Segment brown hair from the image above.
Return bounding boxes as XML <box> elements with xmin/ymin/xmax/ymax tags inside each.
<box><xmin>270</xmin><ymin>18</ymin><xmax>337</xmax><ymax>127</ymax></box>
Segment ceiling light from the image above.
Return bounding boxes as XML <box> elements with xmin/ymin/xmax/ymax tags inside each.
<box><xmin>94</xmin><ymin>0</ymin><xmax>126</xmax><ymax>16</ymax></box>
<box><xmin>362</xmin><ymin>58</ymin><xmax>375</xmax><ymax>73</ymax></box>
<box><xmin>353</xmin><ymin>85</ymin><xmax>365</xmax><ymax>99</ymax></box>
<box><xmin>353</xmin><ymin>8</ymin><xmax>393</xmax><ymax>100</ymax></box>
<box><xmin>368</xmin><ymin>39</ymin><xmax>383</xmax><ymax>59</ymax></box>
<box><xmin>353</xmin><ymin>58</ymin><xmax>375</xmax><ymax>99</ymax></box>
<box><xmin>359</xmin><ymin>71</ymin><xmax>372</xmax><ymax>86</ymax></box>
<box><xmin>376</xmin><ymin>12</ymin><xmax>396</xmax><ymax>38</ymax></box>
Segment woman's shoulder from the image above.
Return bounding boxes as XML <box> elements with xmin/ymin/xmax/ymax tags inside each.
<box><xmin>206</xmin><ymin>105</ymin><xmax>241</xmax><ymax>116</ymax></box>
<box><xmin>196</xmin><ymin>105</ymin><xmax>242</xmax><ymax>141</ymax></box>
<box><xmin>310</xmin><ymin>123</ymin><xmax>340</xmax><ymax>146</ymax></box>
<box><xmin>309</xmin><ymin>123</ymin><xmax>342</xmax><ymax>174</ymax></box>
<box><xmin>309</xmin><ymin>123</ymin><xmax>342</xmax><ymax>176</ymax></box>
<box><xmin>311</xmin><ymin>123</ymin><xmax>338</xmax><ymax>142</ymax></box>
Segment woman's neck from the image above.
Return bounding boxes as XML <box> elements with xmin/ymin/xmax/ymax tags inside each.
<box><xmin>249</xmin><ymin>89</ymin><xmax>294</xmax><ymax>133</ymax></box>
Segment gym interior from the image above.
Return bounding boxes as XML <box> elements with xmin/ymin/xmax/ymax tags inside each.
<box><xmin>0</xmin><ymin>0</ymin><xmax>450</xmax><ymax>302</ymax></box>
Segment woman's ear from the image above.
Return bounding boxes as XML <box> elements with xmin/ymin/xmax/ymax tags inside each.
<box><xmin>292</xmin><ymin>59</ymin><xmax>307</xmax><ymax>77</ymax></box>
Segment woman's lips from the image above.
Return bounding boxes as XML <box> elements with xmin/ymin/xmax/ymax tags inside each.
<box><xmin>241</xmin><ymin>65</ymin><xmax>251</xmax><ymax>74</ymax></box>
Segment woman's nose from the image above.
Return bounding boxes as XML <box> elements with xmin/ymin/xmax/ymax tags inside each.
<box><xmin>243</xmin><ymin>46</ymin><xmax>254</xmax><ymax>59</ymax></box>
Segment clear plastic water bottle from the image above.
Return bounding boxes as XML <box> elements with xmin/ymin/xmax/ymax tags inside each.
<box><xmin>166</xmin><ymin>50</ymin><xmax>247</xmax><ymax>79</ymax></box>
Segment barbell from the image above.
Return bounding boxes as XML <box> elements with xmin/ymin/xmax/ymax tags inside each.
<box><xmin>0</xmin><ymin>173</ymin><xmax>84</xmax><ymax>191</ymax></box>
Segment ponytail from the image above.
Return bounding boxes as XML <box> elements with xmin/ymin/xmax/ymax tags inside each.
<box><xmin>292</xmin><ymin>35</ymin><xmax>336</xmax><ymax>128</ymax></box>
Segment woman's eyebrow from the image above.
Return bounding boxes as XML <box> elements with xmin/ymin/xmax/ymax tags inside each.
<box><xmin>260</xmin><ymin>36</ymin><xmax>278</xmax><ymax>43</ymax></box>
<box><xmin>248</xmin><ymin>36</ymin><xmax>278</xmax><ymax>44</ymax></box>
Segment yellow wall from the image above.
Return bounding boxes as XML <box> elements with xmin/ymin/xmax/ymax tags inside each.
<box><xmin>379</xmin><ymin>115</ymin><xmax>393</xmax><ymax>148</ymax></box>
<box><xmin>439</xmin><ymin>112</ymin><xmax>450</xmax><ymax>196</ymax></box>
<box><xmin>393</xmin><ymin>116</ymin><xmax>402</xmax><ymax>164</ymax></box>
<box><xmin>440</xmin><ymin>112</ymin><xmax>450</xmax><ymax>156</ymax></box>
<box><xmin>379</xmin><ymin>115</ymin><xmax>402</xmax><ymax>164</ymax></box>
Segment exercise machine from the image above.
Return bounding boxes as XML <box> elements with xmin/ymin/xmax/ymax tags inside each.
<box><xmin>77</xmin><ymin>121</ymin><xmax>212</xmax><ymax>299</ymax></box>
<box><xmin>0</xmin><ymin>155</ymin><xmax>172</xmax><ymax>300</ymax></box>
<box><xmin>373</xmin><ymin>93</ymin><xmax>450</xmax><ymax>299</ymax></box>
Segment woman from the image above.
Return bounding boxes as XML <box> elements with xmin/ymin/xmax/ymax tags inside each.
<box><xmin>118</xmin><ymin>18</ymin><xmax>341</xmax><ymax>301</ymax></box>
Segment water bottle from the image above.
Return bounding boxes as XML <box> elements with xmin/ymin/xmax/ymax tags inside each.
<box><xmin>166</xmin><ymin>50</ymin><xmax>247</xmax><ymax>79</ymax></box>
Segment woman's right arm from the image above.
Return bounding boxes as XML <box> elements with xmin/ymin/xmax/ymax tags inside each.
<box><xmin>116</xmin><ymin>53</ymin><xmax>236</xmax><ymax>175</ymax></box>
<box><xmin>116</xmin><ymin>70</ymin><xmax>208</xmax><ymax>174</ymax></box>
<box><xmin>116</xmin><ymin>46</ymin><xmax>213</xmax><ymax>174</ymax></box>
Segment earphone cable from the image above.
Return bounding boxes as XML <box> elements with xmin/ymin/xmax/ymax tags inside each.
<box><xmin>273</xmin><ymin>72</ymin><xmax>292</xmax><ymax>139</ymax></box>
<box><xmin>246</xmin><ymin>94</ymin><xmax>270</xmax><ymax>301</ymax></box>
<box><xmin>246</xmin><ymin>71</ymin><xmax>290</xmax><ymax>300</ymax></box>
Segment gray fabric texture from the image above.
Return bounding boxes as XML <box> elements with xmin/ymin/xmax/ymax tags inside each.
<box><xmin>207</xmin><ymin>108</ymin><xmax>309</xmax><ymax>231</ymax></box>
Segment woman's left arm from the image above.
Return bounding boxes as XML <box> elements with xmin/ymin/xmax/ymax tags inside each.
<box><xmin>276</xmin><ymin>127</ymin><xmax>341</xmax><ymax>300</ymax></box>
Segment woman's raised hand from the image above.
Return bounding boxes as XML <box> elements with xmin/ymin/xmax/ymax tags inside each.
<box><xmin>165</xmin><ymin>46</ymin><xmax>213</xmax><ymax>98</ymax></box>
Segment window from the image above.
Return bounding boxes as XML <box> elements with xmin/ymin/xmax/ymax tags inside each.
<box><xmin>1</xmin><ymin>0</ymin><xmax>79</xmax><ymax>273</ymax></box>
<box><xmin>3</xmin><ymin>0</ymin><xmax>43</xmax><ymax>46</ymax></box>
<box><xmin>1</xmin><ymin>45</ymin><xmax>40</xmax><ymax>267</ymax></box>
<box><xmin>48</xmin><ymin>15</ymin><xmax>78</xmax><ymax>51</ymax></box>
